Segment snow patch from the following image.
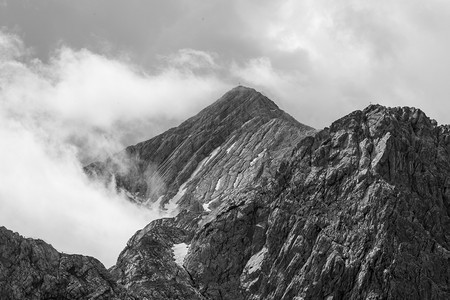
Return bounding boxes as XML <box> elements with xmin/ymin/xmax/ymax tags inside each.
<box><xmin>250</xmin><ymin>150</ymin><xmax>265</xmax><ymax>167</ymax></box>
<box><xmin>190</xmin><ymin>153</ymin><xmax>211</xmax><ymax>179</ymax></box>
<box><xmin>234</xmin><ymin>173</ymin><xmax>243</xmax><ymax>188</ymax></box>
<box><xmin>165</xmin><ymin>182</ymin><xmax>187</xmax><ymax>215</ymax></box>
<box><xmin>202</xmin><ymin>199</ymin><xmax>213</xmax><ymax>212</ymax></box>
<box><xmin>215</xmin><ymin>177</ymin><xmax>223</xmax><ymax>191</ymax></box>
<box><xmin>244</xmin><ymin>247</ymin><xmax>268</xmax><ymax>274</ymax></box>
<box><xmin>204</xmin><ymin>147</ymin><xmax>220</xmax><ymax>165</ymax></box>
<box><xmin>226</xmin><ymin>142</ymin><xmax>236</xmax><ymax>154</ymax></box>
<box><xmin>172</xmin><ymin>243</ymin><xmax>189</xmax><ymax>266</ymax></box>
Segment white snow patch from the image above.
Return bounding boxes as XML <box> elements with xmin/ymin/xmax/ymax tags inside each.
<box><xmin>215</xmin><ymin>177</ymin><xmax>223</xmax><ymax>191</ymax></box>
<box><xmin>165</xmin><ymin>182</ymin><xmax>187</xmax><ymax>215</ymax></box>
<box><xmin>250</xmin><ymin>151</ymin><xmax>265</xmax><ymax>167</ymax></box>
<box><xmin>226</xmin><ymin>142</ymin><xmax>236</xmax><ymax>154</ymax></box>
<box><xmin>234</xmin><ymin>173</ymin><xmax>243</xmax><ymax>188</ymax></box>
<box><xmin>204</xmin><ymin>147</ymin><xmax>220</xmax><ymax>165</ymax></box>
<box><xmin>172</xmin><ymin>243</ymin><xmax>189</xmax><ymax>266</ymax></box>
<box><xmin>244</xmin><ymin>247</ymin><xmax>268</xmax><ymax>274</ymax></box>
<box><xmin>202</xmin><ymin>199</ymin><xmax>213</xmax><ymax>212</ymax></box>
<box><xmin>242</xmin><ymin>277</ymin><xmax>259</xmax><ymax>290</ymax></box>
<box><xmin>191</xmin><ymin>157</ymin><xmax>208</xmax><ymax>179</ymax></box>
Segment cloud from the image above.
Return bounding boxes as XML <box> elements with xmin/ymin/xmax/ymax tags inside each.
<box><xmin>163</xmin><ymin>48</ymin><xmax>219</xmax><ymax>71</ymax></box>
<box><xmin>4</xmin><ymin>0</ymin><xmax>450</xmax><ymax>128</ymax></box>
<box><xmin>229</xmin><ymin>0</ymin><xmax>450</xmax><ymax>127</ymax></box>
<box><xmin>0</xmin><ymin>30</ymin><xmax>230</xmax><ymax>267</ymax></box>
<box><xmin>0</xmin><ymin>33</ymin><xmax>230</xmax><ymax>162</ymax></box>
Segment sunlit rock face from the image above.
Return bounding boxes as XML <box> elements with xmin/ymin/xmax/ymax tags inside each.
<box><xmin>2</xmin><ymin>87</ymin><xmax>450</xmax><ymax>299</ymax></box>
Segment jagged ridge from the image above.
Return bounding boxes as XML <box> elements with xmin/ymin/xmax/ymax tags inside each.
<box><xmin>183</xmin><ymin>104</ymin><xmax>450</xmax><ymax>299</ymax></box>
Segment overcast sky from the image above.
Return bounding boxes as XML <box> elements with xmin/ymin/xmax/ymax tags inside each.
<box><xmin>1</xmin><ymin>0</ymin><xmax>450</xmax><ymax>266</ymax></box>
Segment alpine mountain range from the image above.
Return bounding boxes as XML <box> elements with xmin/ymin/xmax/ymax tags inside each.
<box><xmin>1</xmin><ymin>86</ymin><xmax>449</xmax><ymax>299</ymax></box>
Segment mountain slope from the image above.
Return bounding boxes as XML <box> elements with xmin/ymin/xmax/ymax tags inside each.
<box><xmin>183</xmin><ymin>104</ymin><xmax>450</xmax><ymax>299</ymax></box>
<box><xmin>0</xmin><ymin>226</ymin><xmax>131</xmax><ymax>300</ymax></box>
<box><xmin>86</xmin><ymin>86</ymin><xmax>314</xmax><ymax>214</ymax></box>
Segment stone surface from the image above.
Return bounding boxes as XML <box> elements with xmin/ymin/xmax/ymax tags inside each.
<box><xmin>0</xmin><ymin>226</ymin><xmax>131</xmax><ymax>300</ymax></box>
<box><xmin>110</xmin><ymin>217</ymin><xmax>205</xmax><ymax>300</ymax></box>
<box><xmin>183</xmin><ymin>104</ymin><xmax>450</xmax><ymax>299</ymax></box>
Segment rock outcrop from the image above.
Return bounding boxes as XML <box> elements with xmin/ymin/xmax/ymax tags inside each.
<box><xmin>0</xmin><ymin>226</ymin><xmax>131</xmax><ymax>300</ymax></box>
<box><xmin>183</xmin><ymin>104</ymin><xmax>450</xmax><ymax>299</ymax></box>
<box><xmin>111</xmin><ymin>217</ymin><xmax>204</xmax><ymax>300</ymax></box>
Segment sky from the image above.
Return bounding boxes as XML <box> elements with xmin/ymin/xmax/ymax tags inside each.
<box><xmin>1</xmin><ymin>0</ymin><xmax>450</xmax><ymax>266</ymax></box>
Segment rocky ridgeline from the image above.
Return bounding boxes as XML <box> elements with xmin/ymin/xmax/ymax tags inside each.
<box><xmin>183</xmin><ymin>104</ymin><xmax>450</xmax><ymax>299</ymax></box>
<box><xmin>1</xmin><ymin>88</ymin><xmax>450</xmax><ymax>299</ymax></box>
<box><xmin>0</xmin><ymin>226</ymin><xmax>131</xmax><ymax>300</ymax></box>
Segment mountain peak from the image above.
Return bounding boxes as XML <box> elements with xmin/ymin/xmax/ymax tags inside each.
<box><xmin>209</xmin><ymin>85</ymin><xmax>279</xmax><ymax>114</ymax></box>
<box><xmin>229</xmin><ymin>85</ymin><xmax>257</xmax><ymax>92</ymax></box>
<box><xmin>86</xmin><ymin>86</ymin><xmax>314</xmax><ymax>208</ymax></box>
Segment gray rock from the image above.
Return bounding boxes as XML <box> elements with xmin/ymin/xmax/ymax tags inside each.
<box><xmin>184</xmin><ymin>104</ymin><xmax>450</xmax><ymax>299</ymax></box>
<box><xmin>0</xmin><ymin>226</ymin><xmax>131</xmax><ymax>300</ymax></box>
<box><xmin>111</xmin><ymin>218</ymin><xmax>205</xmax><ymax>300</ymax></box>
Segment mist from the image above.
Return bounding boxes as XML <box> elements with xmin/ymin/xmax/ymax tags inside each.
<box><xmin>0</xmin><ymin>30</ymin><xmax>229</xmax><ymax>266</ymax></box>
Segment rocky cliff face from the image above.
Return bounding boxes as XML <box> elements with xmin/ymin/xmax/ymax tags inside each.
<box><xmin>2</xmin><ymin>87</ymin><xmax>450</xmax><ymax>299</ymax></box>
<box><xmin>110</xmin><ymin>217</ymin><xmax>204</xmax><ymax>300</ymax></box>
<box><xmin>0</xmin><ymin>226</ymin><xmax>131</xmax><ymax>300</ymax></box>
<box><xmin>183</xmin><ymin>104</ymin><xmax>450</xmax><ymax>299</ymax></box>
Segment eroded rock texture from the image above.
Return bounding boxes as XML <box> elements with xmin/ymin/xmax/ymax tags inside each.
<box><xmin>0</xmin><ymin>226</ymin><xmax>130</xmax><ymax>300</ymax></box>
<box><xmin>111</xmin><ymin>218</ymin><xmax>204</xmax><ymax>300</ymax></box>
<box><xmin>183</xmin><ymin>104</ymin><xmax>450</xmax><ymax>299</ymax></box>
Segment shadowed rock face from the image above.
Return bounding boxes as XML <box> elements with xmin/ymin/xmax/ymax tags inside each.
<box><xmin>2</xmin><ymin>88</ymin><xmax>450</xmax><ymax>299</ymax></box>
<box><xmin>110</xmin><ymin>217</ymin><xmax>205</xmax><ymax>300</ymax></box>
<box><xmin>0</xmin><ymin>226</ymin><xmax>131</xmax><ymax>300</ymax></box>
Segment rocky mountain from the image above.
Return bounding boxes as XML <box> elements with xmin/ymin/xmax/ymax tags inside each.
<box><xmin>0</xmin><ymin>226</ymin><xmax>132</xmax><ymax>300</ymax></box>
<box><xmin>182</xmin><ymin>104</ymin><xmax>450</xmax><ymax>299</ymax></box>
<box><xmin>85</xmin><ymin>86</ymin><xmax>314</xmax><ymax>215</ymax></box>
<box><xmin>1</xmin><ymin>87</ymin><xmax>450</xmax><ymax>299</ymax></box>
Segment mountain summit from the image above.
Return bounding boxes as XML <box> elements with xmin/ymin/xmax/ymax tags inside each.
<box><xmin>86</xmin><ymin>86</ymin><xmax>314</xmax><ymax>214</ymax></box>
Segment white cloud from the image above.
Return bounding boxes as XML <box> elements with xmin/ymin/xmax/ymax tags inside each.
<box><xmin>0</xmin><ymin>31</ymin><xmax>230</xmax><ymax>267</ymax></box>
<box><xmin>163</xmin><ymin>48</ymin><xmax>219</xmax><ymax>70</ymax></box>
<box><xmin>230</xmin><ymin>0</ymin><xmax>450</xmax><ymax>127</ymax></box>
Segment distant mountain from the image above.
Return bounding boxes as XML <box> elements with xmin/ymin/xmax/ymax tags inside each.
<box><xmin>1</xmin><ymin>88</ymin><xmax>450</xmax><ymax>299</ymax></box>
